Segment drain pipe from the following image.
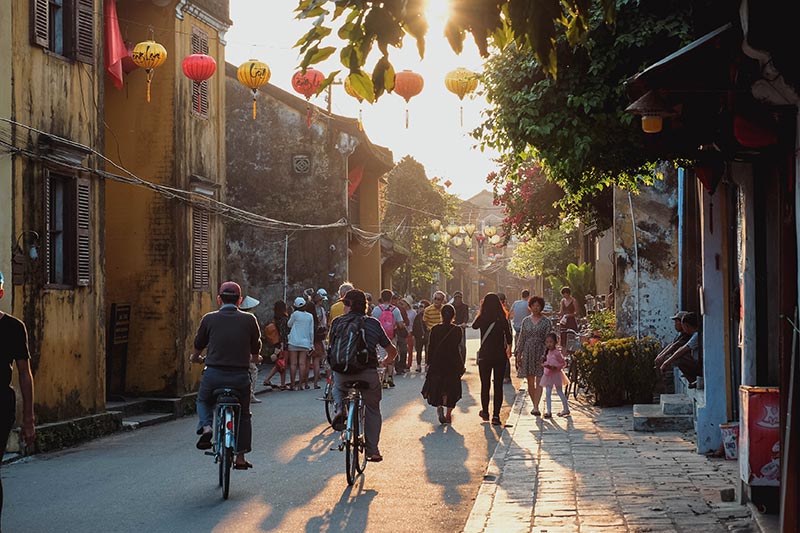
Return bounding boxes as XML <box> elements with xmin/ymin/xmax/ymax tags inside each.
<box><xmin>628</xmin><ymin>192</ymin><xmax>641</xmax><ymax>339</ymax></box>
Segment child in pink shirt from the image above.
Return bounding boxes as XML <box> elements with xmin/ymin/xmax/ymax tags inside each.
<box><xmin>540</xmin><ymin>333</ymin><xmax>570</xmax><ymax>418</ymax></box>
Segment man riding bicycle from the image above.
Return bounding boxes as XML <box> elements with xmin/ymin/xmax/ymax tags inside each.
<box><xmin>189</xmin><ymin>281</ymin><xmax>262</xmax><ymax>470</ymax></box>
<box><xmin>329</xmin><ymin>289</ymin><xmax>397</xmax><ymax>463</ymax></box>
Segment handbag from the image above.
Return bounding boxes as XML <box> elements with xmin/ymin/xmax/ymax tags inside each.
<box><xmin>476</xmin><ymin>321</ymin><xmax>497</xmax><ymax>362</ymax></box>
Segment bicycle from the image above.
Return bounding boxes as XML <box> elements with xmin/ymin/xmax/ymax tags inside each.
<box><xmin>331</xmin><ymin>379</ymin><xmax>368</xmax><ymax>485</ymax></box>
<box><xmin>204</xmin><ymin>388</ymin><xmax>240</xmax><ymax>500</ymax></box>
<box><xmin>320</xmin><ymin>372</ymin><xmax>334</xmax><ymax>426</ymax></box>
<box><xmin>561</xmin><ymin>328</ymin><xmax>588</xmax><ymax>399</ymax></box>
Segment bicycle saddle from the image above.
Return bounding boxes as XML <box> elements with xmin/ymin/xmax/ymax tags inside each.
<box><xmin>212</xmin><ymin>388</ymin><xmax>241</xmax><ymax>402</ymax></box>
<box><xmin>342</xmin><ymin>380</ymin><xmax>370</xmax><ymax>390</ymax></box>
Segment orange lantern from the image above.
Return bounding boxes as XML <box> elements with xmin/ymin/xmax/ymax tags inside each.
<box><xmin>237</xmin><ymin>59</ymin><xmax>271</xmax><ymax>119</ymax></box>
<box><xmin>292</xmin><ymin>68</ymin><xmax>325</xmax><ymax>127</ymax></box>
<box><xmin>393</xmin><ymin>70</ymin><xmax>424</xmax><ymax>128</ymax></box>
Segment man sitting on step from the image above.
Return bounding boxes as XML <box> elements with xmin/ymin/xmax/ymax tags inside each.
<box><xmin>659</xmin><ymin>312</ymin><xmax>702</xmax><ymax>389</ymax></box>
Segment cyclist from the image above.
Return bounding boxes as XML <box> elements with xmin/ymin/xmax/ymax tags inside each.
<box><xmin>189</xmin><ymin>281</ymin><xmax>262</xmax><ymax>470</ymax></box>
<box><xmin>330</xmin><ymin>289</ymin><xmax>397</xmax><ymax>463</ymax></box>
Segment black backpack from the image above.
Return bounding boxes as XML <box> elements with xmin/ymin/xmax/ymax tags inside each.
<box><xmin>327</xmin><ymin>314</ymin><xmax>370</xmax><ymax>374</ymax></box>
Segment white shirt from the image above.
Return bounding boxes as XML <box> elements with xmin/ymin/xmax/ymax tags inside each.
<box><xmin>287</xmin><ymin>310</ymin><xmax>314</xmax><ymax>350</ymax></box>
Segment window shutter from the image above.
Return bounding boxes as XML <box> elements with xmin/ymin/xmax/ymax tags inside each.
<box><xmin>74</xmin><ymin>0</ymin><xmax>94</xmax><ymax>64</ymax></box>
<box><xmin>192</xmin><ymin>207</ymin><xmax>210</xmax><ymax>289</ymax></box>
<box><xmin>76</xmin><ymin>177</ymin><xmax>91</xmax><ymax>286</ymax></box>
<box><xmin>31</xmin><ymin>0</ymin><xmax>49</xmax><ymax>48</ymax></box>
<box><xmin>191</xmin><ymin>28</ymin><xmax>210</xmax><ymax>118</ymax></box>
<box><xmin>44</xmin><ymin>170</ymin><xmax>52</xmax><ymax>282</ymax></box>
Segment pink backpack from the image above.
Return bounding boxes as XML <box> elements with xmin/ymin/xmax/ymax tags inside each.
<box><xmin>378</xmin><ymin>304</ymin><xmax>396</xmax><ymax>339</ymax></box>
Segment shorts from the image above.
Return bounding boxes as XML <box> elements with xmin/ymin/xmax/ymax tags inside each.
<box><xmin>287</xmin><ymin>344</ymin><xmax>311</xmax><ymax>353</ymax></box>
<box><xmin>376</xmin><ymin>345</ymin><xmax>388</xmax><ymax>362</ymax></box>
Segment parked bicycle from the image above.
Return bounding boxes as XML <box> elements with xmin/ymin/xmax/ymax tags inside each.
<box><xmin>203</xmin><ymin>388</ymin><xmax>240</xmax><ymax>500</ymax></box>
<box><xmin>561</xmin><ymin>328</ymin><xmax>588</xmax><ymax>399</ymax></box>
<box><xmin>320</xmin><ymin>372</ymin><xmax>334</xmax><ymax>426</ymax></box>
<box><xmin>331</xmin><ymin>379</ymin><xmax>368</xmax><ymax>485</ymax></box>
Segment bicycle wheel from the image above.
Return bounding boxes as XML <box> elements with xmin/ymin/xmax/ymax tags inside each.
<box><xmin>324</xmin><ymin>378</ymin><xmax>334</xmax><ymax>425</ymax></box>
<box><xmin>355</xmin><ymin>399</ymin><xmax>367</xmax><ymax>474</ymax></box>
<box><xmin>216</xmin><ymin>413</ymin><xmax>224</xmax><ymax>487</ymax></box>
<box><xmin>222</xmin><ymin>446</ymin><xmax>232</xmax><ymax>499</ymax></box>
<box><xmin>345</xmin><ymin>402</ymin><xmax>357</xmax><ymax>485</ymax></box>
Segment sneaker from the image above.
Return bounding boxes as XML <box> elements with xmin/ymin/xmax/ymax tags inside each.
<box><xmin>196</xmin><ymin>431</ymin><xmax>213</xmax><ymax>450</ymax></box>
<box><xmin>331</xmin><ymin>412</ymin><xmax>346</xmax><ymax>432</ymax></box>
<box><xmin>251</xmin><ymin>396</ymin><xmax>263</xmax><ymax>403</ymax></box>
<box><xmin>388</xmin><ymin>377</ymin><xmax>395</xmax><ymax>388</ymax></box>
<box><xmin>479</xmin><ymin>410</ymin><xmax>490</xmax><ymax>421</ymax></box>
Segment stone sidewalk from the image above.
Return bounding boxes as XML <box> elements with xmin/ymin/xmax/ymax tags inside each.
<box><xmin>464</xmin><ymin>391</ymin><xmax>755</xmax><ymax>533</ymax></box>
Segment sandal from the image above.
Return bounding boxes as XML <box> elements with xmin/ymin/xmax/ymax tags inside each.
<box><xmin>304</xmin><ymin>383</ymin><xmax>310</xmax><ymax>390</ymax></box>
<box><xmin>437</xmin><ymin>406</ymin><xmax>446</xmax><ymax>424</ymax></box>
<box><xmin>366</xmin><ymin>454</ymin><xmax>383</xmax><ymax>462</ymax></box>
<box><xmin>531</xmin><ymin>409</ymin><xmax>541</xmax><ymax>416</ymax></box>
<box><xmin>557</xmin><ymin>411</ymin><xmax>571</xmax><ymax>417</ymax></box>
<box><xmin>233</xmin><ymin>460</ymin><xmax>253</xmax><ymax>470</ymax></box>
<box><xmin>491</xmin><ymin>416</ymin><xmax>501</xmax><ymax>426</ymax></box>
<box><xmin>543</xmin><ymin>413</ymin><xmax>552</xmax><ymax>419</ymax></box>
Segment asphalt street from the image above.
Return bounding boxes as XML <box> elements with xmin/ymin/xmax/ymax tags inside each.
<box><xmin>4</xmin><ymin>335</ymin><xmax>516</xmax><ymax>533</ymax></box>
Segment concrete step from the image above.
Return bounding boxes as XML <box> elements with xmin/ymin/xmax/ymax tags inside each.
<box><xmin>633</xmin><ymin>404</ymin><xmax>694</xmax><ymax>432</ymax></box>
<box><xmin>660</xmin><ymin>393</ymin><xmax>694</xmax><ymax>415</ymax></box>
<box><xmin>121</xmin><ymin>412</ymin><xmax>175</xmax><ymax>431</ymax></box>
<box><xmin>106</xmin><ymin>399</ymin><xmax>150</xmax><ymax>418</ymax></box>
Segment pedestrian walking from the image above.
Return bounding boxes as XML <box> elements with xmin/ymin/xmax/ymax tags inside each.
<box><xmin>240</xmin><ymin>295</ymin><xmax>263</xmax><ymax>403</ymax></box>
<box><xmin>452</xmin><ymin>291</ymin><xmax>470</xmax><ymax>365</ymax></box>
<box><xmin>263</xmin><ymin>300</ymin><xmax>290</xmax><ymax>390</ymax></box>
<box><xmin>540</xmin><ymin>333</ymin><xmax>570</xmax><ymax>418</ymax></box>
<box><xmin>413</xmin><ymin>300</ymin><xmax>430</xmax><ymax>371</ymax></box>
<box><xmin>472</xmin><ymin>293</ymin><xmax>514</xmax><ymax>426</ymax></box>
<box><xmin>558</xmin><ymin>287</ymin><xmax>579</xmax><ymax>348</ymax></box>
<box><xmin>0</xmin><ymin>271</ymin><xmax>35</xmax><ymax>526</ymax></box>
<box><xmin>421</xmin><ymin>304</ymin><xmax>465</xmax><ymax>424</ymax></box>
<box><xmin>373</xmin><ymin>290</ymin><xmax>404</xmax><ymax>387</ymax></box>
<box><xmin>287</xmin><ymin>297</ymin><xmax>314</xmax><ymax>390</ymax></box>
<box><xmin>311</xmin><ymin>293</ymin><xmax>328</xmax><ymax>389</ymax></box>
<box><xmin>507</xmin><ymin>289</ymin><xmax>531</xmax><ymax>384</ymax></box>
<box><xmin>391</xmin><ymin>293</ymin><xmax>410</xmax><ymax>374</ymax></box>
<box><xmin>514</xmin><ymin>295</ymin><xmax>552</xmax><ymax>416</ymax></box>
<box><xmin>401</xmin><ymin>297</ymin><xmax>416</xmax><ymax>370</ymax></box>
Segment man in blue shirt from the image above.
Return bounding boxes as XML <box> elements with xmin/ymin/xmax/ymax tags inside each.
<box><xmin>660</xmin><ymin>312</ymin><xmax>702</xmax><ymax>388</ymax></box>
<box><xmin>331</xmin><ymin>289</ymin><xmax>397</xmax><ymax>462</ymax></box>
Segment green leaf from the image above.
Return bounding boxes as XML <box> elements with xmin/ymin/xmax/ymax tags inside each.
<box><xmin>316</xmin><ymin>70</ymin><xmax>341</xmax><ymax>96</ymax></box>
<box><xmin>303</xmin><ymin>45</ymin><xmax>337</xmax><ymax>66</ymax></box>
<box><xmin>347</xmin><ymin>71</ymin><xmax>375</xmax><ymax>103</ymax></box>
<box><xmin>371</xmin><ymin>56</ymin><xmax>395</xmax><ymax>99</ymax></box>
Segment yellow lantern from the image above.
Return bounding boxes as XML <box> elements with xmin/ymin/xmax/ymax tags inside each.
<box><xmin>484</xmin><ymin>225</ymin><xmax>497</xmax><ymax>237</ymax></box>
<box><xmin>237</xmin><ymin>59</ymin><xmax>271</xmax><ymax>119</ymax></box>
<box><xmin>131</xmin><ymin>40</ymin><xmax>168</xmax><ymax>102</ymax></box>
<box><xmin>430</xmin><ymin>219</ymin><xmax>442</xmax><ymax>232</ymax></box>
<box><xmin>490</xmin><ymin>234</ymin><xmax>501</xmax><ymax>245</ymax></box>
<box><xmin>464</xmin><ymin>223</ymin><xmax>476</xmax><ymax>237</ymax></box>
<box><xmin>464</xmin><ymin>238</ymin><xmax>473</xmax><ymax>249</ymax></box>
<box><xmin>446</xmin><ymin>223</ymin><xmax>460</xmax><ymax>237</ymax></box>
<box><xmin>451</xmin><ymin>236</ymin><xmax>463</xmax><ymax>247</ymax></box>
<box><xmin>441</xmin><ymin>232</ymin><xmax>451</xmax><ymax>245</ymax></box>
<box><xmin>444</xmin><ymin>67</ymin><xmax>479</xmax><ymax>126</ymax></box>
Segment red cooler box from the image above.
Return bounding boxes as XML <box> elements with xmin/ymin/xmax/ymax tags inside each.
<box><xmin>739</xmin><ymin>386</ymin><xmax>780</xmax><ymax>487</ymax></box>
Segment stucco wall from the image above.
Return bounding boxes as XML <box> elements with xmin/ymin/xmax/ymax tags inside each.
<box><xmin>1</xmin><ymin>0</ymin><xmax>12</xmax><ymax>313</ymax></box>
<box><xmin>614</xmin><ymin>163</ymin><xmax>679</xmax><ymax>343</ymax></box>
<box><xmin>104</xmin><ymin>3</ymin><xmax>223</xmax><ymax>395</ymax></box>
<box><xmin>225</xmin><ymin>75</ymin><xmax>349</xmax><ymax>327</ymax></box>
<box><xmin>11</xmin><ymin>0</ymin><xmax>105</xmax><ymax>421</ymax></box>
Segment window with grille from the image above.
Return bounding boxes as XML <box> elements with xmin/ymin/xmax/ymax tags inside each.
<box><xmin>192</xmin><ymin>207</ymin><xmax>210</xmax><ymax>290</ymax></box>
<box><xmin>45</xmin><ymin>171</ymin><xmax>92</xmax><ymax>287</ymax></box>
<box><xmin>31</xmin><ymin>0</ymin><xmax>94</xmax><ymax>63</ymax></box>
<box><xmin>191</xmin><ymin>28</ymin><xmax>210</xmax><ymax>118</ymax></box>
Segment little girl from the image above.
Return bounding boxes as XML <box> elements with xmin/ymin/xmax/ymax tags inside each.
<box><xmin>540</xmin><ymin>332</ymin><xmax>570</xmax><ymax>418</ymax></box>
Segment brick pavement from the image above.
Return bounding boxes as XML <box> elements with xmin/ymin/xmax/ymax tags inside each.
<box><xmin>463</xmin><ymin>391</ymin><xmax>756</xmax><ymax>533</ymax></box>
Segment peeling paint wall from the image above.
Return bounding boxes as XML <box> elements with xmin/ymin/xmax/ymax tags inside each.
<box><xmin>10</xmin><ymin>0</ymin><xmax>105</xmax><ymax>422</ymax></box>
<box><xmin>224</xmin><ymin>74</ymin><xmax>350</xmax><ymax>326</ymax></box>
<box><xmin>614</xmin><ymin>163</ymin><xmax>679</xmax><ymax>342</ymax></box>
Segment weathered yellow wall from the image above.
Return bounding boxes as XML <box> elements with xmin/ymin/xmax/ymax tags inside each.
<box><xmin>0</xmin><ymin>0</ymin><xmax>12</xmax><ymax>314</ymax></box>
<box><xmin>350</xmin><ymin>174</ymin><xmax>381</xmax><ymax>295</ymax></box>
<box><xmin>11</xmin><ymin>0</ymin><xmax>105</xmax><ymax>421</ymax></box>
<box><xmin>104</xmin><ymin>2</ymin><xmax>223</xmax><ymax>395</ymax></box>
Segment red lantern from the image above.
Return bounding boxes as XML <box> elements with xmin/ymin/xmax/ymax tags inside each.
<box><xmin>182</xmin><ymin>54</ymin><xmax>217</xmax><ymax>113</ymax></box>
<box><xmin>292</xmin><ymin>68</ymin><xmax>324</xmax><ymax>128</ymax></box>
<box><xmin>121</xmin><ymin>41</ymin><xmax>138</xmax><ymax>74</ymax></box>
<box><xmin>393</xmin><ymin>70</ymin><xmax>424</xmax><ymax>128</ymax></box>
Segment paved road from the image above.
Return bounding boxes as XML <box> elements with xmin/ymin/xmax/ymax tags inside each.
<box><xmin>4</xmin><ymin>336</ymin><xmax>516</xmax><ymax>533</ymax></box>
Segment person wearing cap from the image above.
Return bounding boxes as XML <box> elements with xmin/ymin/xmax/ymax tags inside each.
<box><xmin>329</xmin><ymin>282</ymin><xmax>354</xmax><ymax>323</ymax></box>
<box><xmin>654</xmin><ymin>311</ymin><xmax>691</xmax><ymax>368</ymax></box>
<box><xmin>660</xmin><ymin>312</ymin><xmax>703</xmax><ymax>388</ymax></box>
<box><xmin>330</xmin><ymin>289</ymin><xmax>398</xmax><ymax>462</ymax></box>
<box><xmin>0</xmin><ymin>271</ymin><xmax>35</xmax><ymax>524</ymax></box>
<box><xmin>287</xmin><ymin>296</ymin><xmax>315</xmax><ymax>390</ymax></box>
<box><xmin>190</xmin><ymin>281</ymin><xmax>262</xmax><ymax>469</ymax></box>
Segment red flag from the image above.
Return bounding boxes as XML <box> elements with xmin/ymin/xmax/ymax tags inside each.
<box><xmin>104</xmin><ymin>0</ymin><xmax>126</xmax><ymax>90</ymax></box>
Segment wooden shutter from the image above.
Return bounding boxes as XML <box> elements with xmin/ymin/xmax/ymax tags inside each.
<box><xmin>76</xmin><ymin>177</ymin><xmax>91</xmax><ymax>286</ymax></box>
<box><xmin>31</xmin><ymin>0</ymin><xmax>49</xmax><ymax>48</ymax></box>
<box><xmin>191</xmin><ymin>28</ymin><xmax>210</xmax><ymax>117</ymax></box>
<box><xmin>43</xmin><ymin>170</ymin><xmax>52</xmax><ymax>282</ymax></box>
<box><xmin>73</xmin><ymin>0</ymin><xmax>94</xmax><ymax>63</ymax></box>
<box><xmin>192</xmin><ymin>207</ymin><xmax>210</xmax><ymax>289</ymax></box>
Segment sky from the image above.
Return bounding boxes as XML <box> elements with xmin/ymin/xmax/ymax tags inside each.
<box><xmin>225</xmin><ymin>0</ymin><xmax>501</xmax><ymax>201</ymax></box>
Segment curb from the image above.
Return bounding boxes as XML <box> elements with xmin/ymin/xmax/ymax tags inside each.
<box><xmin>462</xmin><ymin>389</ymin><xmax>528</xmax><ymax>533</ymax></box>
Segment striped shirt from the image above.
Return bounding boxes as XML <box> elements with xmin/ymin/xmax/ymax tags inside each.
<box><xmin>423</xmin><ymin>304</ymin><xmax>443</xmax><ymax>330</ymax></box>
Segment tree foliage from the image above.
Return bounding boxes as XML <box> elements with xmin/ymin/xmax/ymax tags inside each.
<box><xmin>382</xmin><ymin>156</ymin><xmax>457</xmax><ymax>295</ymax></box>
<box><xmin>507</xmin><ymin>218</ymin><xmax>579</xmax><ymax>281</ymax></box>
<box><xmin>475</xmin><ymin>0</ymin><xmax>702</xmax><ymax>204</ymax></box>
<box><xmin>294</xmin><ymin>0</ymin><xmax>616</xmax><ymax>101</ymax></box>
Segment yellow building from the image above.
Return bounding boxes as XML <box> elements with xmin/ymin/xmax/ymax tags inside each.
<box><xmin>104</xmin><ymin>0</ymin><xmax>230</xmax><ymax>397</ymax></box>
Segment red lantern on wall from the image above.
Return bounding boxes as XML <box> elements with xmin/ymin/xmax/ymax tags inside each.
<box><xmin>182</xmin><ymin>53</ymin><xmax>217</xmax><ymax>113</ymax></box>
<box><xmin>291</xmin><ymin>68</ymin><xmax>325</xmax><ymax>127</ymax></box>
<box><xmin>393</xmin><ymin>70</ymin><xmax>424</xmax><ymax>128</ymax></box>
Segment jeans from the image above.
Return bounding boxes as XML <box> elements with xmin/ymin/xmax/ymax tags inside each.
<box><xmin>545</xmin><ymin>384</ymin><xmax>569</xmax><ymax>414</ymax></box>
<box><xmin>0</xmin><ymin>388</ymin><xmax>15</xmax><ymax>524</ymax></box>
<box><xmin>478</xmin><ymin>359</ymin><xmax>507</xmax><ymax>418</ymax></box>
<box><xmin>396</xmin><ymin>334</ymin><xmax>408</xmax><ymax>371</ymax></box>
<box><xmin>333</xmin><ymin>368</ymin><xmax>382</xmax><ymax>456</ymax></box>
<box><xmin>196</xmin><ymin>367</ymin><xmax>252</xmax><ymax>454</ymax></box>
<box><xmin>415</xmin><ymin>333</ymin><xmax>428</xmax><ymax>366</ymax></box>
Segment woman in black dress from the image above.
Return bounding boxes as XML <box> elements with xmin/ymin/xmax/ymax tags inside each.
<box><xmin>422</xmin><ymin>304</ymin><xmax>465</xmax><ymax>424</ymax></box>
<box><xmin>472</xmin><ymin>293</ymin><xmax>514</xmax><ymax>426</ymax></box>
